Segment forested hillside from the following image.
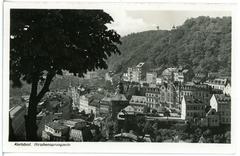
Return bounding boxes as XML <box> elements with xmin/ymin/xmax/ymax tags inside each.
<box><xmin>108</xmin><ymin>16</ymin><xmax>231</xmax><ymax>76</ymax></box>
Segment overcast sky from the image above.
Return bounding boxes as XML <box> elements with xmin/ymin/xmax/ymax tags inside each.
<box><xmin>105</xmin><ymin>10</ymin><xmax>231</xmax><ymax>37</ymax></box>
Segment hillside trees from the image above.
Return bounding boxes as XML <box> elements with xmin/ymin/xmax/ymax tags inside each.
<box><xmin>109</xmin><ymin>16</ymin><xmax>231</xmax><ymax>76</ymax></box>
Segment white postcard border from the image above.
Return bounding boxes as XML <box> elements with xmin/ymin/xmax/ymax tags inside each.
<box><xmin>2</xmin><ymin>1</ymin><xmax>239</xmax><ymax>154</ymax></box>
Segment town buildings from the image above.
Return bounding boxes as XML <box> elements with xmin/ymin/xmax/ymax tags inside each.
<box><xmin>79</xmin><ymin>94</ymin><xmax>93</xmax><ymax>113</ymax></box>
<box><xmin>178</xmin><ymin>83</ymin><xmax>212</xmax><ymax>105</ymax></box>
<box><xmin>9</xmin><ymin>104</ymin><xmax>27</xmax><ymax>140</ymax></box>
<box><xmin>84</xmin><ymin>71</ymin><xmax>98</xmax><ymax>79</ymax></box>
<box><xmin>146</xmin><ymin>72</ymin><xmax>157</xmax><ymax>84</ymax></box>
<box><xmin>181</xmin><ymin>96</ymin><xmax>206</xmax><ymax>120</ymax></box>
<box><xmin>204</xmin><ymin>78</ymin><xmax>229</xmax><ymax>91</ymax></box>
<box><xmin>129</xmin><ymin>95</ymin><xmax>147</xmax><ymax>113</ymax></box>
<box><xmin>145</xmin><ymin>82</ymin><xmax>178</xmax><ymax>112</ymax></box>
<box><xmin>126</xmin><ymin>62</ymin><xmax>146</xmax><ymax>82</ymax></box>
<box><xmin>210</xmin><ymin>94</ymin><xmax>231</xmax><ymax>124</ymax></box>
<box><xmin>42</xmin><ymin>121</ymin><xmax>69</xmax><ymax>141</ymax></box>
<box><xmin>145</xmin><ymin>86</ymin><xmax>161</xmax><ymax>111</ymax></box>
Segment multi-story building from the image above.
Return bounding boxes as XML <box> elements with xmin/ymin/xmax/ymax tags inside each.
<box><xmin>146</xmin><ymin>72</ymin><xmax>157</xmax><ymax>84</ymax></box>
<box><xmin>111</xmin><ymin>93</ymin><xmax>129</xmax><ymax>120</ymax></box>
<box><xmin>84</xmin><ymin>71</ymin><xmax>98</xmax><ymax>79</ymax></box>
<box><xmin>146</xmin><ymin>82</ymin><xmax>178</xmax><ymax>111</ymax></box>
<box><xmin>162</xmin><ymin>67</ymin><xmax>177</xmax><ymax>81</ymax></box>
<box><xmin>79</xmin><ymin>94</ymin><xmax>93</xmax><ymax>113</ymax></box>
<box><xmin>100</xmin><ymin>96</ymin><xmax>112</xmax><ymax>116</ymax></box>
<box><xmin>178</xmin><ymin>83</ymin><xmax>212</xmax><ymax>105</ymax></box>
<box><xmin>204</xmin><ymin>78</ymin><xmax>229</xmax><ymax>91</ymax></box>
<box><xmin>145</xmin><ymin>86</ymin><xmax>161</xmax><ymax>111</ymax></box>
<box><xmin>88</xmin><ymin>99</ymin><xmax>100</xmax><ymax>116</ymax></box>
<box><xmin>210</xmin><ymin>94</ymin><xmax>231</xmax><ymax>125</ymax></box>
<box><xmin>156</xmin><ymin>77</ymin><xmax>163</xmax><ymax>85</ymax></box>
<box><xmin>223</xmin><ymin>82</ymin><xmax>231</xmax><ymax>96</ymax></box>
<box><xmin>69</xmin><ymin>129</ymin><xmax>83</xmax><ymax>141</ymax></box>
<box><xmin>129</xmin><ymin>95</ymin><xmax>147</xmax><ymax>113</ymax></box>
<box><xmin>42</xmin><ymin>121</ymin><xmax>69</xmax><ymax>141</ymax></box>
<box><xmin>181</xmin><ymin>96</ymin><xmax>206</xmax><ymax>120</ymax></box>
<box><xmin>127</xmin><ymin>62</ymin><xmax>146</xmax><ymax>82</ymax></box>
<box><xmin>9</xmin><ymin>104</ymin><xmax>27</xmax><ymax>140</ymax></box>
<box><xmin>105</xmin><ymin>71</ymin><xmax>114</xmax><ymax>83</ymax></box>
<box><xmin>205</xmin><ymin>108</ymin><xmax>220</xmax><ymax>127</ymax></box>
<box><xmin>160</xmin><ymin>83</ymin><xmax>177</xmax><ymax>108</ymax></box>
<box><xmin>173</xmin><ymin>68</ymin><xmax>193</xmax><ymax>83</ymax></box>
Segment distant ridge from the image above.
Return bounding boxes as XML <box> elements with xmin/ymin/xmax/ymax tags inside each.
<box><xmin>108</xmin><ymin>16</ymin><xmax>231</xmax><ymax>77</ymax></box>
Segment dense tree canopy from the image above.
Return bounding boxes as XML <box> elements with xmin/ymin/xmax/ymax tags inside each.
<box><xmin>108</xmin><ymin>16</ymin><xmax>231</xmax><ymax>76</ymax></box>
<box><xmin>10</xmin><ymin>9</ymin><xmax>121</xmax><ymax>140</ymax></box>
<box><xmin>11</xmin><ymin>9</ymin><xmax>121</xmax><ymax>87</ymax></box>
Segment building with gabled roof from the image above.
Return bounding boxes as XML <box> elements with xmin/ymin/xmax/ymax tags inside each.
<box><xmin>181</xmin><ymin>96</ymin><xmax>206</xmax><ymax>120</ymax></box>
<box><xmin>129</xmin><ymin>95</ymin><xmax>147</xmax><ymax>113</ymax></box>
<box><xmin>205</xmin><ymin>78</ymin><xmax>229</xmax><ymax>91</ymax></box>
<box><xmin>210</xmin><ymin>94</ymin><xmax>231</xmax><ymax>124</ymax></box>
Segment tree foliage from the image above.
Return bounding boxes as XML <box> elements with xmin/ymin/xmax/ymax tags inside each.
<box><xmin>108</xmin><ymin>16</ymin><xmax>231</xmax><ymax>76</ymax></box>
<box><xmin>10</xmin><ymin>9</ymin><xmax>121</xmax><ymax>140</ymax></box>
<box><xmin>11</xmin><ymin>9</ymin><xmax>121</xmax><ymax>87</ymax></box>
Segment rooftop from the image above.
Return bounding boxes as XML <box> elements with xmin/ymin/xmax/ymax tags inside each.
<box><xmin>111</xmin><ymin>93</ymin><xmax>127</xmax><ymax>101</ymax></box>
<box><xmin>46</xmin><ymin>121</ymin><xmax>69</xmax><ymax>131</ymax></box>
<box><xmin>214</xmin><ymin>94</ymin><xmax>231</xmax><ymax>102</ymax></box>
<box><xmin>130</xmin><ymin>95</ymin><xmax>146</xmax><ymax>103</ymax></box>
<box><xmin>183</xmin><ymin>96</ymin><xmax>204</xmax><ymax>104</ymax></box>
<box><xmin>136</xmin><ymin>62</ymin><xmax>145</xmax><ymax>68</ymax></box>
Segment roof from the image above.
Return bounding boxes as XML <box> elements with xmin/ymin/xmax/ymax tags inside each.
<box><xmin>101</xmin><ymin>96</ymin><xmax>112</xmax><ymax>102</ymax></box>
<box><xmin>214</xmin><ymin>94</ymin><xmax>231</xmax><ymax>102</ymax></box>
<box><xmin>89</xmin><ymin>99</ymin><xmax>100</xmax><ymax>107</ymax></box>
<box><xmin>111</xmin><ymin>93</ymin><xmax>127</xmax><ymax>101</ymax></box>
<box><xmin>48</xmin><ymin>100</ymin><xmax>59</xmax><ymax>108</ymax></box>
<box><xmin>162</xmin><ymin>67</ymin><xmax>177</xmax><ymax>75</ymax></box>
<box><xmin>136</xmin><ymin>62</ymin><xmax>145</xmax><ymax>68</ymax></box>
<box><xmin>182</xmin><ymin>69</ymin><xmax>189</xmax><ymax>73</ymax></box>
<box><xmin>114</xmin><ymin>133</ymin><xmax>138</xmax><ymax>141</ymax></box>
<box><xmin>9</xmin><ymin>105</ymin><xmax>25</xmax><ymax>118</ymax></box>
<box><xmin>123</xmin><ymin>105</ymin><xmax>135</xmax><ymax>112</ymax></box>
<box><xmin>183</xmin><ymin>96</ymin><xmax>204</xmax><ymax>105</ymax></box>
<box><xmin>206</xmin><ymin>78</ymin><xmax>228</xmax><ymax>86</ymax></box>
<box><xmin>92</xmin><ymin>93</ymin><xmax>105</xmax><ymax>101</ymax></box>
<box><xmin>130</xmin><ymin>96</ymin><xmax>146</xmax><ymax>104</ymax></box>
<box><xmin>70</xmin><ymin>118</ymin><xmax>86</xmax><ymax>123</ymax></box>
<box><xmin>46</xmin><ymin>121</ymin><xmax>69</xmax><ymax>131</ymax></box>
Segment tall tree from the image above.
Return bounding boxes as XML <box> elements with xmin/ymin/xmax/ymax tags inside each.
<box><xmin>10</xmin><ymin>9</ymin><xmax>121</xmax><ymax>140</ymax></box>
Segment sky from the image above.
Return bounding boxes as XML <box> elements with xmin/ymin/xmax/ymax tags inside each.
<box><xmin>105</xmin><ymin>10</ymin><xmax>231</xmax><ymax>37</ymax></box>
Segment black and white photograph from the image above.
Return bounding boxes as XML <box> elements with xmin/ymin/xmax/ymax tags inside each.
<box><xmin>3</xmin><ymin>2</ymin><xmax>239</xmax><ymax>154</ymax></box>
<box><xmin>8</xmin><ymin>8</ymin><xmax>232</xmax><ymax>143</ymax></box>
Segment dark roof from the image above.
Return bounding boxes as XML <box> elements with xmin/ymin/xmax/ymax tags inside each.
<box><xmin>46</xmin><ymin>121</ymin><xmax>68</xmax><ymax>130</ymax></box>
<box><xmin>214</xmin><ymin>94</ymin><xmax>231</xmax><ymax>102</ymax></box>
<box><xmin>111</xmin><ymin>93</ymin><xmax>127</xmax><ymax>101</ymax></box>
<box><xmin>183</xmin><ymin>96</ymin><xmax>203</xmax><ymax>104</ymax></box>
<box><xmin>89</xmin><ymin>99</ymin><xmax>100</xmax><ymax>107</ymax></box>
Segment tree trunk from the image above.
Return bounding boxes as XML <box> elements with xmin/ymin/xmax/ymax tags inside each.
<box><xmin>25</xmin><ymin>71</ymin><xmax>55</xmax><ymax>141</ymax></box>
<box><xmin>25</xmin><ymin>99</ymin><xmax>39</xmax><ymax>141</ymax></box>
<box><xmin>25</xmin><ymin>73</ymin><xmax>39</xmax><ymax>141</ymax></box>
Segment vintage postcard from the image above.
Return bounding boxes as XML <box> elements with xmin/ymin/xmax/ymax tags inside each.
<box><xmin>2</xmin><ymin>1</ymin><xmax>238</xmax><ymax>154</ymax></box>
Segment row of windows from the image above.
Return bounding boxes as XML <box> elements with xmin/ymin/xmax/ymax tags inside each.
<box><xmin>186</xmin><ymin>112</ymin><xmax>205</xmax><ymax>117</ymax></box>
<box><xmin>219</xmin><ymin>111</ymin><xmax>231</xmax><ymax>116</ymax></box>
<box><xmin>221</xmin><ymin>117</ymin><xmax>230</xmax><ymax>123</ymax></box>
<box><xmin>181</xmin><ymin>92</ymin><xmax>209</xmax><ymax>97</ymax></box>
<box><xmin>209</xmin><ymin>119</ymin><xmax>218</xmax><ymax>123</ymax></box>
<box><xmin>186</xmin><ymin>105</ymin><xmax>205</xmax><ymax>110</ymax></box>
<box><xmin>146</xmin><ymin>93</ymin><xmax>174</xmax><ymax>99</ymax></box>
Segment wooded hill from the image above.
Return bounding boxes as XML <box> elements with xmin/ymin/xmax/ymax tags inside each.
<box><xmin>108</xmin><ymin>16</ymin><xmax>231</xmax><ymax>76</ymax></box>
